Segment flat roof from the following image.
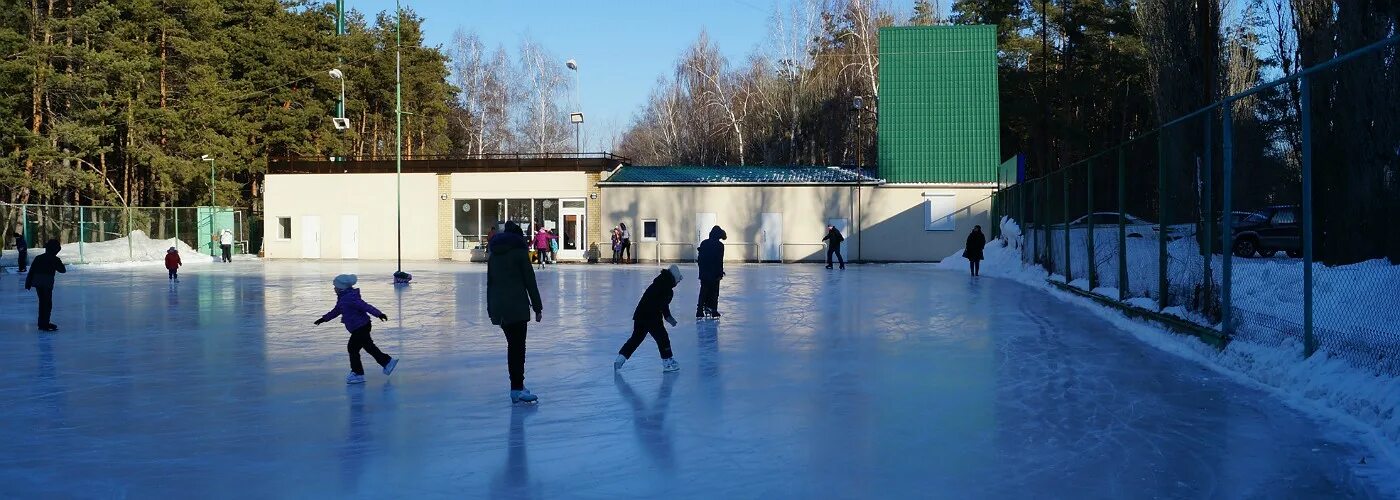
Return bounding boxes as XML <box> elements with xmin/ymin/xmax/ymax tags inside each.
<box><xmin>268</xmin><ymin>153</ymin><xmax>628</xmax><ymax>174</ymax></box>
<box><xmin>599</xmin><ymin>165</ymin><xmax>884</xmax><ymax>186</ymax></box>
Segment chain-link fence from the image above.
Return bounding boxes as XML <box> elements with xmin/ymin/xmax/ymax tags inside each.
<box><xmin>994</xmin><ymin>35</ymin><xmax>1400</xmax><ymax>376</ymax></box>
<box><xmin>1</xmin><ymin>203</ymin><xmax>248</xmax><ymax>267</ymax></box>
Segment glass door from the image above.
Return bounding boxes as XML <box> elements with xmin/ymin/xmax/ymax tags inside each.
<box><xmin>559</xmin><ymin>199</ymin><xmax>587</xmax><ymax>259</ymax></box>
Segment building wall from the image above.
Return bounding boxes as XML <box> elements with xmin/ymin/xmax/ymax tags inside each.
<box><xmin>436</xmin><ymin>174</ymin><xmax>452</xmax><ymax>259</ymax></box>
<box><xmin>447</xmin><ymin>171</ymin><xmax>589</xmax><ymax>199</ymax></box>
<box><xmin>262</xmin><ymin>173</ymin><xmax>440</xmax><ymax>260</ymax></box>
<box><xmin>857</xmin><ymin>184</ymin><xmax>994</xmax><ymax>262</ymax></box>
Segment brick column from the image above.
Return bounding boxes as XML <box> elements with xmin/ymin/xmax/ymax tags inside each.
<box><xmin>437</xmin><ymin>174</ymin><xmax>452</xmax><ymax>259</ymax></box>
<box><xmin>586</xmin><ymin>171</ymin><xmax>602</xmax><ymax>261</ymax></box>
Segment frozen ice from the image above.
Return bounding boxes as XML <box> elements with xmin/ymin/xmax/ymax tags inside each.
<box><xmin>0</xmin><ymin>262</ymin><xmax>1390</xmax><ymax>498</ymax></box>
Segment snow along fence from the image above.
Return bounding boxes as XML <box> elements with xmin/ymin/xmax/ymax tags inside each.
<box><xmin>987</xmin><ymin>34</ymin><xmax>1400</xmax><ymax>377</ymax></box>
<box><xmin>0</xmin><ymin>203</ymin><xmax>249</xmax><ymax>266</ymax></box>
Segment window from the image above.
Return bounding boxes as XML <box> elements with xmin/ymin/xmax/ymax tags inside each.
<box><xmin>642</xmin><ymin>219</ymin><xmax>658</xmax><ymax>241</ymax></box>
<box><xmin>276</xmin><ymin>217</ymin><xmax>292</xmax><ymax>240</ymax></box>
<box><xmin>562</xmin><ymin>200</ymin><xmax>586</xmax><ymax>209</ymax></box>
<box><xmin>1271</xmin><ymin>209</ymin><xmax>1296</xmax><ymax>225</ymax></box>
<box><xmin>454</xmin><ymin>200</ymin><xmax>481</xmax><ymax>250</ymax></box>
<box><xmin>923</xmin><ymin>193</ymin><xmax>957</xmax><ymax>231</ymax></box>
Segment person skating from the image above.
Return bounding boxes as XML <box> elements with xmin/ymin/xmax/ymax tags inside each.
<box><xmin>615</xmin><ymin>265</ymin><xmax>683</xmax><ymax>372</ymax></box>
<box><xmin>165</xmin><ymin>247</ymin><xmax>182</xmax><ymax>282</ymax></box>
<box><xmin>219</xmin><ymin>229</ymin><xmax>234</xmax><ymax>263</ymax></box>
<box><xmin>822</xmin><ymin>225</ymin><xmax>846</xmax><ymax>270</ymax></box>
<box><xmin>23</xmin><ymin>239</ymin><xmax>65</xmax><ymax>332</ymax></box>
<box><xmin>313</xmin><ymin>274</ymin><xmax>398</xmax><ymax>384</ymax></box>
<box><xmin>696</xmin><ymin>225</ymin><xmax>726</xmax><ymax>319</ymax></box>
<box><xmin>487</xmin><ymin>221</ymin><xmax>544</xmax><ymax>404</ymax></box>
<box><xmin>532</xmin><ymin>227</ymin><xmax>552</xmax><ymax>268</ymax></box>
<box><xmin>965</xmin><ymin>225</ymin><xmax>986</xmax><ymax>277</ymax></box>
<box><xmin>547</xmin><ymin>229</ymin><xmax>559</xmax><ymax>264</ymax></box>
<box><xmin>12</xmin><ymin>231</ymin><xmax>27</xmax><ymax>273</ymax></box>
<box><xmin>619</xmin><ymin>223</ymin><xmax>632</xmax><ymax>264</ymax></box>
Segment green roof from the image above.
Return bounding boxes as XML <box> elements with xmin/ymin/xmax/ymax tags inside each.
<box><xmin>601</xmin><ymin>166</ymin><xmax>883</xmax><ymax>185</ymax></box>
<box><xmin>878</xmin><ymin>25</ymin><xmax>1000</xmax><ymax>183</ymax></box>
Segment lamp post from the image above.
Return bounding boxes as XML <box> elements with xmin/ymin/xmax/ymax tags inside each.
<box><xmin>201</xmin><ymin>154</ymin><xmax>215</xmax><ymax>256</ymax></box>
<box><xmin>394</xmin><ymin>0</ymin><xmax>403</xmax><ymax>275</ymax></box>
<box><xmin>329</xmin><ymin>68</ymin><xmax>345</xmax><ymax>122</ymax></box>
<box><xmin>566</xmin><ymin>58</ymin><xmax>581</xmax><ymax>153</ymax></box>
<box><xmin>335</xmin><ymin>0</ymin><xmax>345</xmax><ymax>119</ymax></box>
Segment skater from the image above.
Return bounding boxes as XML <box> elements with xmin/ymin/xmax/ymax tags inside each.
<box><xmin>314</xmin><ymin>274</ymin><xmax>397</xmax><ymax>384</ymax></box>
<box><xmin>696</xmin><ymin>225</ymin><xmax>726</xmax><ymax>319</ymax></box>
<box><xmin>219</xmin><ymin>229</ymin><xmax>234</xmax><ymax>263</ymax></box>
<box><xmin>619</xmin><ymin>223</ymin><xmax>632</xmax><ymax>264</ymax></box>
<box><xmin>487</xmin><ymin>221</ymin><xmax>544</xmax><ymax>404</ymax></box>
<box><xmin>548</xmin><ymin>229</ymin><xmax>559</xmax><ymax>263</ymax></box>
<box><xmin>12</xmin><ymin>230</ymin><xmax>27</xmax><ymax>272</ymax></box>
<box><xmin>965</xmin><ymin>225</ymin><xmax>986</xmax><ymax>277</ymax></box>
<box><xmin>533</xmin><ymin>227</ymin><xmax>551</xmax><ymax>268</ymax></box>
<box><xmin>611</xmin><ymin>226</ymin><xmax>622</xmax><ymax>263</ymax></box>
<box><xmin>822</xmin><ymin>225</ymin><xmax>846</xmax><ymax>270</ymax></box>
<box><xmin>165</xmin><ymin>247</ymin><xmax>182</xmax><ymax>282</ymax></box>
<box><xmin>23</xmin><ymin>239</ymin><xmax>65</xmax><ymax>332</ymax></box>
<box><xmin>614</xmin><ymin>265</ymin><xmax>683</xmax><ymax>372</ymax></box>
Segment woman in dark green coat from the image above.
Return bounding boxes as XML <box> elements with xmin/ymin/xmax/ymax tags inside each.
<box><xmin>487</xmin><ymin>221</ymin><xmax>544</xmax><ymax>404</ymax></box>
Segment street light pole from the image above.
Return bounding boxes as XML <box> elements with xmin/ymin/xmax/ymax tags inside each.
<box><xmin>395</xmin><ymin>0</ymin><xmax>403</xmax><ymax>274</ymax></box>
<box><xmin>567</xmin><ymin>59</ymin><xmax>581</xmax><ymax>153</ymax></box>
<box><xmin>336</xmin><ymin>0</ymin><xmax>345</xmax><ymax>121</ymax></box>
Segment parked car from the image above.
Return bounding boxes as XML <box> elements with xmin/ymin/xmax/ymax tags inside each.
<box><xmin>1228</xmin><ymin>205</ymin><xmax>1302</xmax><ymax>258</ymax></box>
<box><xmin>1068</xmin><ymin>212</ymin><xmax>1190</xmax><ymax>239</ymax></box>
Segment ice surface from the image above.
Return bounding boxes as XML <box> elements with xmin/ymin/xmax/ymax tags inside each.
<box><xmin>0</xmin><ymin>262</ymin><xmax>1389</xmax><ymax>498</ymax></box>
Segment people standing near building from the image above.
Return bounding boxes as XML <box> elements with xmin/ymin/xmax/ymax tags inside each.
<box><xmin>23</xmin><ymin>239</ymin><xmax>65</xmax><ymax>332</ymax></box>
<box><xmin>533</xmin><ymin>227</ymin><xmax>552</xmax><ymax>268</ymax></box>
<box><xmin>965</xmin><ymin>225</ymin><xmax>986</xmax><ymax>277</ymax></box>
<box><xmin>615</xmin><ymin>265</ymin><xmax>683</xmax><ymax>372</ymax></box>
<box><xmin>314</xmin><ymin>274</ymin><xmax>398</xmax><ymax>385</ymax></box>
<box><xmin>165</xmin><ymin>247</ymin><xmax>182</xmax><ymax>282</ymax></box>
<box><xmin>219</xmin><ymin>229</ymin><xmax>234</xmax><ymax>263</ymax></box>
<box><xmin>696</xmin><ymin>225</ymin><xmax>726</xmax><ymax>319</ymax></box>
<box><xmin>822</xmin><ymin>225</ymin><xmax>846</xmax><ymax>270</ymax></box>
<box><xmin>611</xmin><ymin>226</ymin><xmax>622</xmax><ymax>264</ymax></box>
<box><xmin>12</xmin><ymin>230</ymin><xmax>27</xmax><ymax>273</ymax></box>
<box><xmin>619</xmin><ymin>223</ymin><xmax>633</xmax><ymax>264</ymax></box>
<box><xmin>548</xmin><ymin>229</ymin><xmax>560</xmax><ymax>263</ymax></box>
<box><xmin>487</xmin><ymin>221</ymin><xmax>544</xmax><ymax>404</ymax></box>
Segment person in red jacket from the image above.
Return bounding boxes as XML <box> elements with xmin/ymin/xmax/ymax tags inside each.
<box><xmin>164</xmin><ymin>247</ymin><xmax>182</xmax><ymax>282</ymax></box>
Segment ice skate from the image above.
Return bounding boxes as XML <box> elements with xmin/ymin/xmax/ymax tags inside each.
<box><xmin>511</xmin><ymin>388</ymin><xmax>539</xmax><ymax>404</ymax></box>
<box><xmin>345</xmin><ymin>372</ymin><xmax>366</xmax><ymax>384</ymax></box>
<box><xmin>662</xmin><ymin>358</ymin><xmax>680</xmax><ymax>372</ymax></box>
<box><xmin>382</xmin><ymin>358</ymin><xmax>399</xmax><ymax>376</ymax></box>
<box><xmin>39</xmin><ymin>324</ymin><xmax>58</xmax><ymax>332</ymax></box>
<box><xmin>614</xmin><ymin>354</ymin><xmax>627</xmax><ymax>370</ymax></box>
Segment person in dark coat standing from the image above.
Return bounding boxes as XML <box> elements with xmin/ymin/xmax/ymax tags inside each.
<box><xmin>487</xmin><ymin>221</ymin><xmax>544</xmax><ymax>404</ymax></box>
<box><xmin>12</xmin><ymin>231</ymin><xmax>27</xmax><ymax>272</ymax></box>
<box><xmin>822</xmin><ymin>225</ymin><xmax>846</xmax><ymax>270</ymax></box>
<box><xmin>615</xmin><ymin>265</ymin><xmax>683</xmax><ymax>372</ymax></box>
<box><xmin>695</xmin><ymin>225</ymin><xmax>726</xmax><ymax>318</ymax></box>
<box><xmin>965</xmin><ymin>225</ymin><xmax>986</xmax><ymax>277</ymax></box>
<box><xmin>23</xmin><ymin>239</ymin><xmax>65</xmax><ymax>332</ymax></box>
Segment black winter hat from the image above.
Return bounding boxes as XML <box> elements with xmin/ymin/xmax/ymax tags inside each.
<box><xmin>504</xmin><ymin>221</ymin><xmax>523</xmax><ymax>236</ymax></box>
<box><xmin>44</xmin><ymin>239</ymin><xmax>60</xmax><ymax>253</ymax></box>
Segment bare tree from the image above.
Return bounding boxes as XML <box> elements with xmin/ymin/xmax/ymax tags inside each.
<box><xmin>515</xmin><ymin>36</ymin><xmax>570</xmax><ymax>154</ymax></box>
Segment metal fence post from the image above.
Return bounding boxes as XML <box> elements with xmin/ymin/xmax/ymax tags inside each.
<box><xmin>1221</xmin><ymin>102</ymin><xmax>1235</xmax><ymax>336</ymax></box>
<box><xmin>1063</xmin><ymin>170</ymin><xmax>1071</xmax><ymax>282</ymax></box>
<box><xmin>1118</xmin><ymin>150</ymin><xmax>1128</xmax><ymax>301</ymax></box>
<box><xmin>1086</xmin><ymin>160</ymin><xmax>1096</xmax><ymax>290</ymax></box>
<box><xmin>175</xmin><ymin>208</ymin><xmax>180</xmax><ymax>248</ymax></box>
<box><xmin>1202</xmin><ymin>110</ymin><xmax>1215</xmax><ymax>320</ymax></box>
<box><xmin>1158</xmin><ymin>134</ymin><xmax>1169</xmax><ymax>311</ymax></box>
<box><xmin>126</xmin><ymin>207</ymin><xmax>134</xmax><ymax>260</ymax></box>
<box><xmin>1300</xmin><ymin>74</ymin><xmax>1316</xmax><ymax>357</ymax></box>
<box><xmin>21</xmin><ymin>205</ymin><xmax>28</xmax><ymax>244</ymax></box>
<box><xmin>78</xmin><ymin>206</ymin><xmax>86</xmax><ymax>264</ymax></box>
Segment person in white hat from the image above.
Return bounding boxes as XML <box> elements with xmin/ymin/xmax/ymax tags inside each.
<box><xmin>313</xmin><ymin>274</ymin><xmax>398</xmax><ymax>384</ymax></box>
<box><xmin>615</xmin><ymin>265</ymin><xmax>683</xmax><ymax>372</ymax></box>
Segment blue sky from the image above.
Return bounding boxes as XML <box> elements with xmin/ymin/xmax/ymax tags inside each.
<box><xmin>349</xmin><ymin>1</ymin><xmax>950</xmax><ymax>150</ymax></box>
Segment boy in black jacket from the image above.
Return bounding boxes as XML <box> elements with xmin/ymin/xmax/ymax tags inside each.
<box><xmin>615</xmin><ymin>265</ymin><xmax>683</xmax><ymax>372</ymax></box>
<box><xmin>23</xmin><ymin>239</ymin><xmax>66</xmax><ymax>332</ymax></box>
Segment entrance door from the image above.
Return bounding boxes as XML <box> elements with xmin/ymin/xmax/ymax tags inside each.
<box><xmin>760</xmin><ymin>213</ymin><xmax>783</xmax><ymax>262</ymax></box>
<box><xmin>695</xmin><ymin>212</ymin><xmax>717</xmax><ymax>249</ymax></box>
<box><xmin>301</xmin><ymin>216</ymin><xmax>321</xmax><ymax>259</ymax></box>
<box><xmin>340</xmin><ymin>215</ymin><xmax>359</xmax><ymax>259</ymax></box>
<box><xmin>559</xmin><ymin>199</ymin><xmax>587</xmax><ymax>260</ymax></box>
<box><xmin>827</xmin><ymin>218</ymin><xmax>850</xmax><ymax>258</ymax></box>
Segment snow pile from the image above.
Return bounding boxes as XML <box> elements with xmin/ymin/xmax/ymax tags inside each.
<box><xmin>942</xmin><ymin>217</ymin><xmax>1400</xmax><ymax>477</ymax></box>
<box><xmin>1</xmin><ymin>230</ymin><xmax>214</xmax><ymax>268</ymax></box>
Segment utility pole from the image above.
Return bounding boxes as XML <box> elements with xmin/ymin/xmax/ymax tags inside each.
<box><xmin>336</xmin><ymin>0</ymin><xmax>345</xmax><ymax>121</ymax></box>
<box><xmin>395</xmin><ymin>0</ymin><xmax>403</xmax><ymax>274</ymax></box>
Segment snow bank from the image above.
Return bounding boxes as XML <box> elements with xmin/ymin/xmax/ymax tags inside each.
<box><xmin>943</xmin><ymin>217</ymin><xmax>1400</xmax><ymax>483</ymax></box>
<box><xmin>1</xmin><ymin>230</ymin><xmax>216</xmax><ymax>268</ymax></box>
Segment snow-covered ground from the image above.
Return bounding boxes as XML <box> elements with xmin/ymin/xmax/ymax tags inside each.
<box><xmin>946</xmin><ymin>218</ymin><xmax>1400</xmax><ymax>490</ymax></box>
<box><xmin>0</xmin><ymin>230</ymin><xmax>239</xmax><ymax>270</ymax></box>
<box><xmin>0</xmin><ymin>261</ymin><xmax>1393</xmax><ymax>497</ymax></box>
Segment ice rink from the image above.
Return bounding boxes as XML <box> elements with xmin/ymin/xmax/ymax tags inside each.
<box><xmin>0</xmin><ymin>261</ymin><xmax>1386</xmax><ymax>498</ymax></box>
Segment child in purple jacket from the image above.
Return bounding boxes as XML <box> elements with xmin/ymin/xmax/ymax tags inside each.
<box><xmin>314</xmin><ymin>274</ymin><xmax>398</xmax><ymax>384</ymax></box>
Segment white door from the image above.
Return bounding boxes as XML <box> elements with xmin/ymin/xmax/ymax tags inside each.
<box><xmin>827</xmin><ymin>218</ymin><xmax>850</xmax><ymax>257</ymax></box>
<box><xmin>760</xmin><ymin>213</ymin><xmax>783</xmax><ymax>262</ymax></box>
<box><xmin>340</xmin><ymin>215</ymin><xmax>359</xmax><ymax>259</ymax></box>
<box><xmin>695</xmin><ymin>212</ymin><xmax>717</xmax><ymax>248</ymax></box>
<box><xmin>560</xmin><ymin>204</ymin><xmax>587</xmax><ymax>259</ymax></box>
<box><xmin>301</xmin><ymin>216</ymin><xmax>321</xmax><ymax>259</ymax></box>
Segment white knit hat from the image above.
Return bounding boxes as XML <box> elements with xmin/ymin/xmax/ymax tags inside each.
<box><xmin>667</xmin><ymin>264</ymin><xmax>683</xmax><ymax>283</ymax></box>
<box><xmin>333</xmin><ymin>274</ymin><xmax>358</xmax><ymax>290</ymax></box>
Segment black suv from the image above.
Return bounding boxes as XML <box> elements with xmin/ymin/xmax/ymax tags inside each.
<box><xmin>1229</xmin><ymin>205</ymin><xmax>1302</xmax><ymax>258</ymax></box>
